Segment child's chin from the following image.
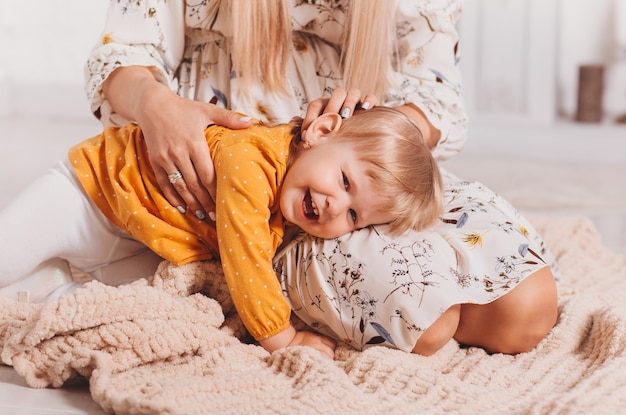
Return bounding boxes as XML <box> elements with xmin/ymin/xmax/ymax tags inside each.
<box><xmin>299</xmin><ymin>224</ymin><xmax>320</xmax><ymax>237</ymax></box>
<box><xmin>302</xmin><ymin>227</ymin><xmax>340</xmax><ymax>240</ymax></box>
<box><xmin>297</xmin><ymin>224</ymin><xmax>313</xmax><ymax>235</ymax></box>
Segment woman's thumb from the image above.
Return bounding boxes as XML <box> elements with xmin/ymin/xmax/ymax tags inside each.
<box><xmin>210</xmin><ymin>106</ymin><xmax>253</xmax><ymax>129</ymax></box>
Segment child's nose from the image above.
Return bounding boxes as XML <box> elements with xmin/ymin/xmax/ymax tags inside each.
<box><xmin>326</xmin><ymin>193</ymin><xmax>350</xmax><ymax>218</ymax></box>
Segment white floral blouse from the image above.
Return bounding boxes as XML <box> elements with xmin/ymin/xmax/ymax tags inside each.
<box><xmin>274</xmin><ymin>170</ymin><xmax>558</xmax><ymax>352</ymax></box>
<box><xmin>85</xmin><ymin>0</ymin><xmax>468</xmax><ymax>161</ymax></box>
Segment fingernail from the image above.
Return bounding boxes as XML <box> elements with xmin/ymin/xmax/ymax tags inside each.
<box><xmin>341</xmin><ymin>108</ymin><xmax>351</xmax><ymax>119</ymax></box>
<box><xmin>208</xmin><ymin>211</ymin><xmax>216</xmax><ymax>221</ymax></box>
<box><xmin>176</xmin><ymin>206</ymin><xmax>186</xmax><ymax>214</ymax></box>
<box><xmin>195</xmin><ymin>210</ymin><xmax>206</xmax><ymax>220</ymax></box>
<box><xmin>361</xmin><ymin>102</ymin><xmax>371</xmax><ymax>110</ymax></box>
<box><xmin>239</xmin><ymin>116</ymin><xmax>253</xmax><ymax>122</ymax></box>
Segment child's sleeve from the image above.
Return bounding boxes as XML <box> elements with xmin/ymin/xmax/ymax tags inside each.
<box><xmin>213</xmin><ymin>143</ymin><xmax>291</xmax><ymax>341</ymax></box>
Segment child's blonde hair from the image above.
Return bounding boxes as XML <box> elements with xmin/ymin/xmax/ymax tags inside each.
<box><xmin>289</xmin><ymin>107</ymin><xmax>443</xmax><ymax>235</ymax></box>
<box><xmin>230</xmin><ymin>0</ymin><xmax>397</xmax><ymax>100</ymax></box>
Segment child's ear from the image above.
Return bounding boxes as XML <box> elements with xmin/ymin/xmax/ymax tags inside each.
<box><xmin>302</xmin><ymin>113</ymin><xmax>342</xmax><ymax>147</ymax></box>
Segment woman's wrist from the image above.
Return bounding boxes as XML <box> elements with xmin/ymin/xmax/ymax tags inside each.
<box><xmin>103</xmin><ymin>66</ymin><xmax>170</xmax><ymax>124</ymax></box>
<box><xmin>132</xmin><ymin>80</ymin><xmax>176</xmax><ymax>126</ymax></box>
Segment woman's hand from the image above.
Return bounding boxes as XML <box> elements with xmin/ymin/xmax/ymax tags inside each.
<box><xmin>103</xmin><ymin>66</ymin><xmax>252</xmax><ymax>220</ymax></box>
<box><xmin>136</xmin><ymin>88</ymin><xmax>252</xmax><ymax>220</ymax></box>
<box><xmin>302</xmin><ymin>88</ymin><xmax>376</xmax><ymax>132</ymax></box>
<box><xmin>303</xmin><ymin>87</ymin><xmax>440</xmax><ymax>150</ymax></box>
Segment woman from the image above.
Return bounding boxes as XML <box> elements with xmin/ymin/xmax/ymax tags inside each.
<box><xmin>86</xmin><ymin>0</ymin><xmax>465</xmax><ymax>219</ymax></box>
<box><xmin>84</xmin><ymin>0</ymin><xmax>557</xmax><ymax>356</ymax></box>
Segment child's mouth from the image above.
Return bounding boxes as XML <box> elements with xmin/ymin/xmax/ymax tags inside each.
<box><xmin>303</xmin><ymin>191</ymin><xmax>319</xmax><ymax>219</ymax></box>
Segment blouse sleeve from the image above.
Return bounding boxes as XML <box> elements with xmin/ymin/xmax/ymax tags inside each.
<box><xmin>83</xmin><ymin>0</ymin><xmax>186</xmax><ymax>124</ymax></box>
<box><xmin>389</xmin><ymin>0</ymin><xmax>469</xmax><ymax>161</ymax></box>
<box><xmin>213</xmin><ymin>142</ymin><xmax>292</xmax><ymax>341</ymax></box>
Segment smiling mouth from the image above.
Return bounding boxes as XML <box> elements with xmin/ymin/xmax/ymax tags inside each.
<box><xmin>303</xmin><ymin>191</ymin><xmax>319</xmax><ymax>219</ymax></box>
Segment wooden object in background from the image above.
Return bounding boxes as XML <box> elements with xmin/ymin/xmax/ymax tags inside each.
<box><xmin>576</xmin><ymin>64</ymin><xmax>604</xmax><ymax>122</ymax></box>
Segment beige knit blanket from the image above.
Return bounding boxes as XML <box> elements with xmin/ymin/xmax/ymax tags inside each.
<box><xmin>1</xmin><ymin>215</ymin><xmax>625</xmax><ymax>415</ymax></box>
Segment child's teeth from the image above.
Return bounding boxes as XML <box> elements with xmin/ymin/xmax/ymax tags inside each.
<box><xmin>311</xmin><ymin>201</ymin><xmax>318</xmax><ymax>215</ymax></box>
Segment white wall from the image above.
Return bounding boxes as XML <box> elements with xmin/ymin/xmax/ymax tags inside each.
<box><xmin>0</xmin><ymin>0</ymin><xmax>108</xmax><ymax>118</ymax></box>
<box><xmin>459</xmin><ymin>0</ymin><xmax>559</xmax><ymax>126</ymax></box>
<box><xmin>556</xmin><ymin>0</ymin><xmax>626</xmax><ymax>119</ymax></box>
<box><xmin>459</xmin><ymin>0</ymin><xmax>626</xmax><ymax>125</ymax></box>
<box><xmin>456</xmin><ymin>0</ymin><xmax>626</xmax><ymax>163</ymax></box>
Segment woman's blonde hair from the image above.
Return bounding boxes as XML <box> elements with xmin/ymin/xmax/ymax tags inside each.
<box><xmin>290</xmin><ymin>107</ymin><xmax>443</xmax><ymax>235</ymax></box>
<box><xmin>230</xmin><ymin>0</ymin><xmax>397</xmax><ymax>100</ymax></box>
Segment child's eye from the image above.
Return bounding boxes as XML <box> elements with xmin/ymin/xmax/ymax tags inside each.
<box><xmin>342</xmin><ymin>172</ymin><xmax>350</xmax><ymax>191</ymax></box>
<box><xmin>349</xmin><ymin>208</ymin><xmax>358</xmax><ymax>224</ymax></box>
<box><xmin>342</xmin><ymin>173</ymin><xmax>357</xmax><ymax>224</ymax></box>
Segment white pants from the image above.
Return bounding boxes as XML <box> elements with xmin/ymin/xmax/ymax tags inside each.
<box><xmin>0</xmin><ymin>161</ymin><xmax>162</xmax><ymax>302</ymax></box>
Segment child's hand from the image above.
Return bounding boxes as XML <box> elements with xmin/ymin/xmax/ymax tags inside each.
<box><xmin>259</xmin><ymin>325</ymin><xmax>336</xmax><ymax>359</ymax></box>
<box><xmin>288</xmin><ymin>330</ymin><xmax>337</xmax><ymax>359</ymax></box>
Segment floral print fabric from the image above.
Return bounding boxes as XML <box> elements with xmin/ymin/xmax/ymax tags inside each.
<box><xmin>85</xmin><ymin>0</ymin><xmax>467</xmax><ymax>160</ymax></box>
<box><xmin>274</xmin><ymin>169</ymin><xmax>558</xmax><ymax>352</ymax></box>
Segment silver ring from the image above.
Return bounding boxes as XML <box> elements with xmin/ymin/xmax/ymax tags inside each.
<box><xmin>168</xmin><ymin>170</ymin><xmax>183</xmax><ymax>184</ymax></box>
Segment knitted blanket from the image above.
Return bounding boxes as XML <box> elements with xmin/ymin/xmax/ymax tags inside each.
<box><xmin>1</xmin><ymin>215</ymin><xmax>625</xmax><ymax>415</ymax></box>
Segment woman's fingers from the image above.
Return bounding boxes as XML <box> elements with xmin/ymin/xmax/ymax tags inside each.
<box><xmin>302</xmin><ymin>88</ymin><xmax>377</xmax><ymax>131</ymax></box>
<box><xmin>156</xmin><ymin>168</ymin><xmax>186</xmax><ymax>214</ymax></box>
<box><xmin>151</xmin><ymin>138</ymin><xmax>211</xmax><ymax>221</ymax></box>
<box><xmin>187</xmin><ymin>139</ymin><xmax>218</xmax><ymax>219</ymax></box>
<box><xmin>339</xmin><ymin>88</ymin><xmax>362</xmax><ymax>118</ymax></box>
<box><xmin>358</xmin><ymin>93</ymin><xmax>377</xmax><ymax>112</ymax></box>
<box><xmin>158</xmin><ymin>164</ymin><xmax>206</xmax><ymax>220</ymax></box>
<box><xmin>174</xmin><ymin>158</ymin><xmax>211</xmax><ymax>220</ymax></box>
<box><xmin>323</xmin><ymin>88</ymin><xmax>349</xmax><ymax>117</ymax></box>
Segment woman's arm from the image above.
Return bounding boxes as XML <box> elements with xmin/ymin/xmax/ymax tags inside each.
<box><xmin>84</xmin><ymin>0</ymin><xmax>186</xmax><ymax>122</ymax></box>
<box><xmin>102</xmin><ymin>67</ymin><xmax>251</xmax><ymax>219</ymax></box>
<box><xmin>392</xmin><ymin>0</ymin><xmax>468</xmax><ymax>160</ymax></box>
<box><xmin>87</xmin><ymin>1</ymin><xmax>251</xmax><ymax>219</ymax></box>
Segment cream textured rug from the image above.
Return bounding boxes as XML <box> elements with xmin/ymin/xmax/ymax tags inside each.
<box><xmin>1</xmin><ymin>215</ymin><xmax>625</xmax><ymax>415</ymax></box>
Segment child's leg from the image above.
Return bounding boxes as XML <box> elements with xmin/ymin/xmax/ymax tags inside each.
<box><xmin>453</xmin><ymin>266</ymin><xmax>558</xmax><ymax>354</ymax></box>
<box><xmin>0</xmin><ymin>161</ymin><xmax>161</xmax><ymax>302</ymax></box>
<box><xmin>411</xmin><ymin>304</ymin><xmax>461</xmax><ymax>356</ymax></box>
<box><xmin>0</xmin><ymin>257</ymin><xmax>81</xmax><ymax>302</ymax></box>
<box><xmin>85</xmin><ymin>245</ymin><xmax>163</xmax><ymax>286</ymax></box>
<box><xmin>0</xmin><ymin>162</ymin><xmax>86</xmax><ymax>300</ymax></box>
